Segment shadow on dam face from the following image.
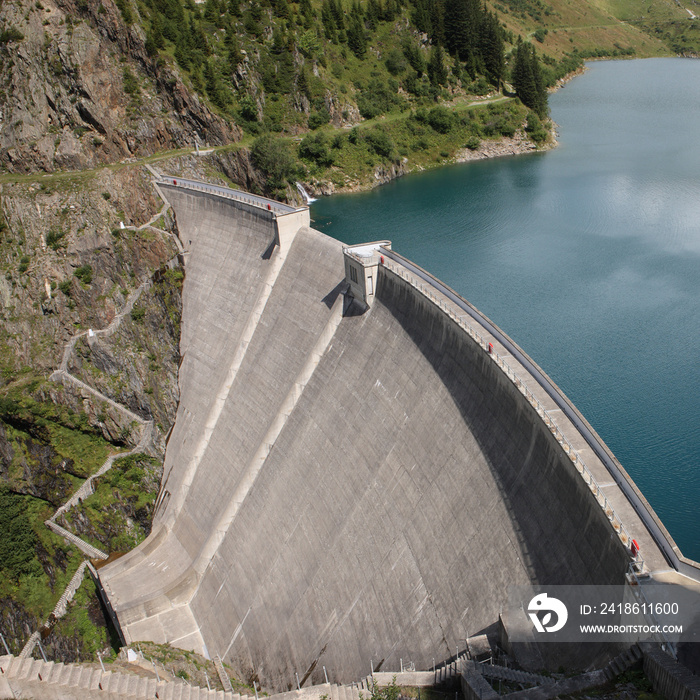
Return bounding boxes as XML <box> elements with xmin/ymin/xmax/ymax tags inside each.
<box><xmin>98</xmin><ymin>183</ymin><xmax>697</xmax><ymax>692</ymax></box>
<box><xmin>374</xmin><ymin>268</ymin><xmax>629</xmax><ymax>587</ymax></box>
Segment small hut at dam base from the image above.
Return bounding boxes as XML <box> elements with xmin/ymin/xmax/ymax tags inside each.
<box><xmin>98</xmin><ymin>176</ymin><xmax>700</xmax><ymax>691</ymax></box>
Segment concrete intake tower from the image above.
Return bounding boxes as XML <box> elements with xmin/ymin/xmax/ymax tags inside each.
<box><xmin>98</xmin><ymin>177</ymin><xmax>699</xmax><ymax>690</ymax></box>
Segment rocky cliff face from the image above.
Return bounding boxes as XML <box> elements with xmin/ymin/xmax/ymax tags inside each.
<box><xmin>0</xmin><ymin>166</ymin><xmax>182</xmax><ymax>451</ymax></box>
<box><xmin>0</xmin><ymin>167</ymin><xmax>183</xmax><ymax>658</ymax></box>
<box><xmin>0</xmin><ymin>0</ymin><xmax>239</xmax><ymax>173</ymax></box>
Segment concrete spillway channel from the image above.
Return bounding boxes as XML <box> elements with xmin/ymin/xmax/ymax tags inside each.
<box><xmin>98</xmin><ymin>177</ymin><xmax>700</xmax><ymax>691</ymax></box>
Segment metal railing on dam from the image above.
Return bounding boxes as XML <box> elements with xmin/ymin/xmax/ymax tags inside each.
<box><xmin>378</xmin><ymin>248</ymin><xmax>700</xmax><ymax>582</ymax></box>
<box><xmin>158</xmin><ymin>176</ymin><xmax>302</xmax><ymax>216</ymax></box>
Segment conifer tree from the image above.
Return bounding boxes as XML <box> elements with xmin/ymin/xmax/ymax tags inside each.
<box><xmin>145</xmin><ymin>14</ymin><xmax>165</xmax><ymax>56</ymax></box>
<box><xmin>297</xmin><ymin>67</ymin><xmax>311</xmax><ymax>100</ymax></box>
<box><xmin>452</xmin><ymin>50</ymin><xmax>462</xmax><ymax>81</ymax></box>
<box><xmin>427</xmin><ymin>43</ymin><xmax>448</xmax><ymax>86</ymax></box>
<box><xmin>366</xmin><ymin>0</ymin><xmax>381</xmax><ymax>29</ymax></box>
<box><xmin>204</xmin><ymin>58</ymin><xmax>230</xmax><ymax>109</ymax></box>
<box><xmin>403</xmin><ymin>38</ymin><xmax>426</xmax><ymax>76</ymax></box>
<box><xmin>429</xmin><ymin>0</ymin><xmax>445</xmax><ymax>46</ymax></box>
<box><xmin>204</xmin><ymin>0</ymin><xmax>219</xmax><ymax>22</ymax></box>
<box><xmin>479</xmin><ymin>10</ymin><xmax>504</xmax><ymax>87</ymax></box>
<box><xmin>330</xmin><ymin>0</ymin><xmax>345</xmax><ymax>31</ymax></box>
<box><xmin>226</xmin><ymin>35</ymin><xmax>243</xmax><ymax>73</ymax></box>
<box><xmin>347</xmin><ymin>9</ymin><xmax>367</xmax><ymax>57</ymax></box>
<box><xmin>512</xmin><ymin>39</ymin><xmax>548</xmax><ymax>117</ymax></box>
<box><xmin>444</xmin><ymin>0</ymin><xmax>481</xmax><ymax>57</ymax></box>
<box><xmin>382</xmin><ymin>0</ymin><xmax>398</xmax><ymax>21</ymax></box>
<box><xmin>412</xmin><ymin>0</ymin><xmax>432</xmax><ymax>36</ymax></box>
<box><xmin>321</xmin><ymin>0</ymin><xmax>338</xmax><ymax>41</ymax></box>
<box><xmin>299</xmin><ymin>0</ymin><xmax>313</xmax><ymax>24</ymax></box>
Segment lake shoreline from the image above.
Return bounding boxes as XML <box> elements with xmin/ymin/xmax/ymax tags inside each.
<box><xmin>305</xmin><ymin>126</ymin><xmax>558</xmax><ymax>199</ymax></box>
<box><xmin>305</xmin><ymin>93</ymin><xmax>577</xmax><ymax>199</ymax></box>
<box><xmin>305</xmin><ymin>66</ymin><xmax>588</xmax><ymax>200</ymax></box>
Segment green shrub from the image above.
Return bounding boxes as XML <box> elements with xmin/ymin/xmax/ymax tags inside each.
<box><xmin>18</xmin><ymin>256</ymin><xmax>29</xmax><ymax>274</ymax></box>
<box><xmin>59</xmin><ymin>279</ymin><xmax>72</xmax><ymax>295</ymax></box>
<box><xmin>525</xmin><ymin>110</ymin><xmax>548</xmax><ymax>142</ymax></box>
<box><xmin>74</xmin><ymin>264</ymin><xmax>93</xmax><ymax>285</ymax></box>
<box><xmin>465</xmin><ymin>135</ymin><xmax>481</xmax><ymax>150</ymax></box>
<box><xmin>0</xmin><ymin>27</ymin><xmax>24</xmax><ymax>43</ymax></box>
<box><xmin>46</xmin><ymin>229</ymin><xmax>66</xmax><ymax>250</ymax></box>
<box><xmin>367</xmin><ymin>677</ymin><xmax>400</xmax><ymax>700</ymax></box>
<box><xmin>356</xmin><ymin>79</ymin><xmax>403</xmax><ymax>119</ymax></box>
<box><xmin>115</xmin><ymin>0</ymin><xmax>133</xmax><ymax>23</ymax></box>
<box><xmin>0</xmin><ymin>487</ymin><xmax>38</xmax><ymax>580</ymax></box>
<box><xmin>364</xmin><ymin>129</ymin><xmax>395</xmax><ymax>159</ymax></box>
<box><xmin>308</xmin><ymin>108</ymin><xmax>331</xmax><ymax>130</ymax></box>
<box><xmin>498</xmin><ymin>120</ymin><xmax>516</xmax><ymax>137</ymax></box>
<box><xmin>427</xmin><ymin>106</ymin><xmax>454</xmax><ymax>134</ymax></box>
<box><xmin>251</xmin><ymin>134</ymin><xmax>298</xmax><ymax>190</ymax></box>
<box><xmin>241</xmin><ymin>92</ymin><xmax>261</xmax><ymax>123</ymax></box>
<box><xmin>130</xmin><ymin>306</ymin><xmax>146</xmax><ymax>323</ymax></box>
<box><xmin>299</xmin><ymin>132</ymin><xmax>333</xmax><ymax>167</ymax></box>
<box><xmin>122</xmin><ymin>67</ymin><xmax>139</xmax><ymax>96</ymax></box>
<box><xmin>403</xmin><ymin>71</ymin><xmax>428</xmax><ymax>97</ymax></box>
<box><xmin>385</xmin><ymin>48</ymin><xmax>407</xmax><ymax>76</ymax></box>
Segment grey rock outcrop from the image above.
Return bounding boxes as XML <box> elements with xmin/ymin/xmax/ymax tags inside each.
<box><xmin>0</xmin><ymin>0</ymin><xmax>238</xmax><ymax>173</ymax></box>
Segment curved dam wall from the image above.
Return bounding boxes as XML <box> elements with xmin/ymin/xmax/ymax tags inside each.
<box><xmin>100</xmin><ymin>183</ymin><xmax>638</xmax><ymax>689</ymax></box>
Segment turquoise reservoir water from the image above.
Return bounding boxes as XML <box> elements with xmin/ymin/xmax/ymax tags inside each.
<box><xmin>311</xmin><ymin>58</ymin><xmax>700</xmax><ymax>563</ymax></box>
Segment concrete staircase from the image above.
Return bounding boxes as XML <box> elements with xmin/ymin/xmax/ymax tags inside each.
<box><xmin>213</xmin><ymin>655</ymin><xmax>233</xmax><ymax>693</ymax></box>
<box><xmin>604</xmin><ymin>643</ymin><xmax>643</xmax><ymax>680</ymax></box>
<box><xmin>0</xmin><ymin>655</ymin><xmax>373</xmax><ymax>700</ymax></box>
<box><xmin>0</xmin><ymin>654</ymin><xmax>254</xmax><ymax>700</ymax></box>
<box><xmin>329</xmin><ymin>682</ymin><xmax>364</xmax><ymax>700</ymax></box>
<box><xmin>476</xmin><ymin>663</ymin><xmax>557</xmax><ymax>687</ymax></box>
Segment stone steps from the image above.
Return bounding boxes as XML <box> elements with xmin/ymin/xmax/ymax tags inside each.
<box><xmin>604</xmin><ymin>643</ymin><xmax>643</xmax><ymax>680</ymax></box>
<box><xmin>0</xmin><ymin>654</ymin><xmax>261</xmax><ymax>700</ymax></box>
<box><xmin>214</xmin><ymin>654</ymin><xmax>233</xmax><ymax>692</ymax></box>
<box><xmin>477</xmin><ymin>662</ymin><xmax>557</xmax><ymax>686</ymax></box>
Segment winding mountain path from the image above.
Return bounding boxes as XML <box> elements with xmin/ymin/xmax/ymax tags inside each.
<box><xmin>19</xmin><ymin>179</ymin><xmax>177</xmax><ymax>659</ymax></box>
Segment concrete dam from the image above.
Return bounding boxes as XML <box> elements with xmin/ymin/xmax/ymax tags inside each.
<box><xmin>99</xmin><ymin>177</ymin><xmax>699</xmax><ymax>689</ymax></box>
